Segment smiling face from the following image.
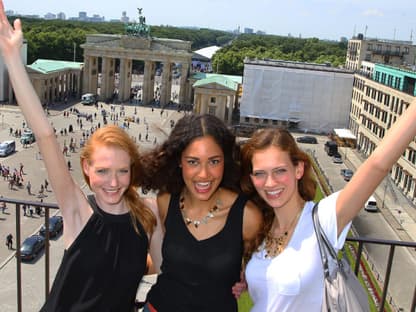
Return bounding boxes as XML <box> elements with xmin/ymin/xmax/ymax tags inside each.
<box><xmin>82</xmin><ymin>144</ymin><xmax>131</xmax><ymax>213</ymax></box>
<box><xmin>180</xmin><ymin>136</ymin><xmax>224</xmax><ymax>201</ymax></box>
<box><xmin>250</xmin><ymin>145</ymin><xmax>304</xmax><ymax>210</ymax></box>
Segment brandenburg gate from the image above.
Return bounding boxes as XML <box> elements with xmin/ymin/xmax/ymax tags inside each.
<box><xmin>81</xmin><ymin>10</ymin><xmax>193</xmax><ymax>106</ymax></box>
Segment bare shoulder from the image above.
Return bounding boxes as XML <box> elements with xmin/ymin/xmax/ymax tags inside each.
<box><xmin>242</xmin><ymin>199</ymin><xmax>263</xmax><ymax>240</ymax></box>
<box><xmin>156</xmin><ymin>192</ymin><xmax>170</xmax><ymax>221</ymax></box>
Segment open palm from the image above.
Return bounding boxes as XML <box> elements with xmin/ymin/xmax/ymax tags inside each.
<box><xmin>0</xmin><ymin>1</ymin><xmax>23</xmax><ymax>56</ymax></box>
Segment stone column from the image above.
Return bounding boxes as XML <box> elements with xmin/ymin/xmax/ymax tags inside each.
<box><xmin>90</xmin><ymin>57</ymin><xmax>98</xmax><ymax>96</ymax></box>
<box><xmin>119</xmin><ymin>58</ymin><xmax>132</xmax><ymax>102</ymax></box>
<box><xmin>202</xmin><ymin>94</ymin><xmax>210</xmax><ymax>114</ymax></box>
<box><xmin>193</xmin><ymin>92</ymin><xmax>201</xmax><ymax>114</ymax></box>
<box><xmin>101</xmin><ymin>57</ymin><xmax>115</xmax><ymax>101</ymax></box>
<box><xmin>227</xmin><ymin>95</ymin><xmax>235</xmax><ymax>124</ymax></box>
<box><xmin>179</xmin><ymin>63</ymin><xmax>189</xmax><ymax>104</ymax></box>
<box><xmin>218</xmin><ymin>95</ymin><xmax>226</xmax><ymax>122</ymax></box>
<box><xmin>160</xmin><ymin>61</ymin><xmax>172</xmax><ymax>107</ymax></box>
<box><xmin>82</xmin><ymin>55</ymin><xmax>90</xmax><ymax>95</ymax></box>
<box><xmin>143</xmin><ymin>60</ymin><xmax>155</xmax><ymax>105</ymax></box>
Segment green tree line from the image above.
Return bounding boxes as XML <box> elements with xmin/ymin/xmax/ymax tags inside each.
<box><xmin>9</xmin><ymin>17</ymin><xmax>346</xmax><ymax>75</ymax></box>
<box><xmin>212</xmin><ymin>34</ymin><xmax>347</xmax><ymax>75</ymax></box>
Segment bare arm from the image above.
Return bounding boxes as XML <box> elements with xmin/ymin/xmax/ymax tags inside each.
<box><xmin>336</xmin><ymin>99</ymin><xmax>416</xmax><ymax>234</ymax></box>
<box><xmin>0</xmin><ymin>2</ymin><xmax>91</xmax><ymax>247</ymax></box>
<box><xmin>242</xmin><ymin>200</ymin><xmax>263</xmax><ymax>259</ymax></box>
<box><xmin>146</xmin><ymin>196</ymin><xmax>164</xmax><ymax>274</ymax></box>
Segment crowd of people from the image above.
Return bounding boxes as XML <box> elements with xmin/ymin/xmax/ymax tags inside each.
<box><xmin>1</xmin><ymin>2</ymin><xmax>416</xmax><ymax>311</ymax></box>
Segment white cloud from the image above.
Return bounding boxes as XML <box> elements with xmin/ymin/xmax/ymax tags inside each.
<box><xmin>362</xmin><ymin>9</ymin><xmax>384</xmax><ymax>17</ymax></box>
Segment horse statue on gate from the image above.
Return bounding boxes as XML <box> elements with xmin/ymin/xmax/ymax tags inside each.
<box><xmin>125</xmin><ymin>7</ymin><xmax>151</xmax><ymax>38</ymax></box>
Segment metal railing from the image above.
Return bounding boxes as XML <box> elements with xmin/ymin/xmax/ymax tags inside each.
<box><xmin>2</xmin><ymin>198</ymin><xmax>416</xmax><ymax>312</ymax></box>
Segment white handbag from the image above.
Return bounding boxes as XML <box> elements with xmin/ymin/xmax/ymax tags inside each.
<box><xmin>312</xmin><ymin>202</ymin><xmax>370</xmax><ymax>312</ymax></box>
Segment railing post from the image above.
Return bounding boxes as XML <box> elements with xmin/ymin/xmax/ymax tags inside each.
<box><xmin>379</xmin><ymin>245</ymin><xmax>395</xmax><ymax>312</ymax></box>
<box><xmin>44</xmin><ymin>206</ymin><xmax>50</xmax><ymax>301</ymax></box>
<box><xmin>15</xmin><ymin>203</ymin><xmax>22</xmax><ymax>312</ymax></box>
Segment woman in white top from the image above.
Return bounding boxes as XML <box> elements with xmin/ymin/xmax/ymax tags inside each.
<box><xmin>239</xmin><ymin>98</ymin><xmax>416</xmax><ymax>311</ymax></box>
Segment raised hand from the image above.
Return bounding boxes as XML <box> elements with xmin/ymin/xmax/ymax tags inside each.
<box><xmin>0</xmin><ymin>1</ymin><xmax>23</xmax><ymax>58</ymax></box>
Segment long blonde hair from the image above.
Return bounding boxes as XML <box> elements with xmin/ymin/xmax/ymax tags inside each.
<box><xmin>80</xmin><ymin>125</ymin><xmax>155</xmax><ymax>235</ymax></box>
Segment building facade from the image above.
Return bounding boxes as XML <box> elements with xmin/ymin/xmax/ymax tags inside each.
<box><xmin>350</xmin><ymin>64</ymin><xmax>416</xmax><ymax>202</ymax></box>
<box><xmin>239</xmin><ymin>58</ymin><xmax>354</xmax><ymax>134</ymax></box>
<box><xmin>345</xmin><ymin>33</ymin><xmax>416</xmax><ymax>71</ymax></box>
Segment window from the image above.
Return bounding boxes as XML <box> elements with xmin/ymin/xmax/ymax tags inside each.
<box><xmin>208</xmin><ymin>106</ymin><xmax>216</xmax><ymax>115</ymax></box>
<box><xmin>210</xmin><ymin>97</ymin><xmax>216</xmax><ymax>104</ymax></box>
<box><xmin>244</xmin><ymin>117</ymin><xmax>250</xmax><ymax>122</ymax></box>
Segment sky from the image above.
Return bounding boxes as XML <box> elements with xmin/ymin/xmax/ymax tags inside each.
<box><xmin>3</xmin><ymin>0</ymin><xmax>416</xmax><ymax>42</ymax></box>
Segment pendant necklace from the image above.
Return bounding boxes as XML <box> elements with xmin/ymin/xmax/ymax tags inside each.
<box><xmin>264</xmin><ymin>208</ymin><xmax>303</xmax><ymax>258</ymax></box>
<box><xmin>179</xmin><ymin>194</ymin><xmax>221</xmax><ymax>228</ymax></box>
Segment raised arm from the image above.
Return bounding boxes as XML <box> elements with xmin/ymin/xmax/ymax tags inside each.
<box><xmin>0</xmin><ymin>1</ymin><xmax>91</xmax><ymax>246</ymax></box>
<box><xmin>336</xmin><ymin>99</ymin><xmax>416</xmax><ymax>233</ymax></box>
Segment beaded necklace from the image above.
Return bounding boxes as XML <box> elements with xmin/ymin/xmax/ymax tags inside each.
<box><xmin>179</xmin><ymin>195</ymin><xmax>221</xmax><ymax>228</ymax></box>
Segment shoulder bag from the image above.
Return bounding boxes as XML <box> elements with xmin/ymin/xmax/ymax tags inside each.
<box><xmin>312</xmin><ymin>202</ymin><xmax>370</xmax><ymax>312</ymax></box>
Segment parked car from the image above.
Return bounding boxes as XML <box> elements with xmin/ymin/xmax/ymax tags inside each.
<box><xmin>20</xmin><ymin>129</ymin><xmax>36</xmax><ymax>145</ymax></box>
<box><xmin>296</xmin><ymin>135</ymin><xmax>318</xmax><ymax>144</ymax></box>
<box><xmin>39</xmin><ymin>216</ymin><xmax>63</xmax><ymax>238</ymax></box>
<box><xmin>340</xmin><ymin>169</ymin><xmax>354</xmax><ymax>181</ymax></box>
<box><xmin>332</xmin><ymin>153</ymin><xmax>343</xmax><ymax>164</ymax></box>
<box><xmin>20</xmin><ymin>235</ymin><xmax>45</xmax><ymax>262</ymax></box>
<box><xmin>364</xmin><ymin>195</ymin><xmax>378</xmax><ymax>212</ymax></box>
<box><xmin>0</xmin><ymin>140</ymin><xmax>16</xmax><ymax>156</ymax></box>
<box><xmin>81</xmin><ymin>93</ymin><xmax>98</xmax><ymax>105</ymax></box>
<box><xmin>324</xmin><ymin>140</ymin><xmax>338</xmax><ymax>156</ymax></box>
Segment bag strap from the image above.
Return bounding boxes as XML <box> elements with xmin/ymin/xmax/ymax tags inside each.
<box><xmin>312</xmin><ymin>202</ymin><xmax>341</xmax><ymax>278</ymax></box>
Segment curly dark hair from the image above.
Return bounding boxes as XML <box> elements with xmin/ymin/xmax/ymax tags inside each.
<box><xmin>139</xmin><ymin>114</ymin><xmax>241</xmax><ymax>194</ymax></box>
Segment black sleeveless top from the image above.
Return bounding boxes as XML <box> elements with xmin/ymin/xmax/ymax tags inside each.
<box><xmin>40</xmin><ymin>195</ymin><xmax>148</xmax><ymax>312</ymax></box>
<box><xmin>146</xmin><ymin>193</ymin><xmax>247</xmax><ymax>312</ymax></box>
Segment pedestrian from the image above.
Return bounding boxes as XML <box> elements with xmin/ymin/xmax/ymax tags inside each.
<box><xmin>19</xmin><ymin>162</ymin><xmax>24</xmax><ymax>175</ymax></box>
<box><xmin>0</xmin><ymin>199</ymin><xmax>6</xmax><ymax>213</ymax></box>
<box><xmin>140</xmin><ymin>114</ymin><xmax>262</xmax><ymax>311</ymax></box>
<box><xmin>29</xmin><ymin>206</ymin><xmax>34</xmax><ymax>217</ymax></box>
<box><xmin>26</xmin><ymin>180</ymin><xmax>31</xmax><ymax>195</ymax></box>
<box><xmin>6</xmin><ymin>233</ymin><xmax>12</xmax><ymax>249</ymax></box>
<box><xmin>67</xmin><ymin>160</ymin><xmax>71</xmax><ymax>170</ymax></box>
<box><xmin>0</xmin><ymin>7</ymin><xmax>157</xmax><ymax>310</ymax></box>
<box><xmin>38</xmin><ymin>184</ymin><xmax>44</xmax><ymax>197</ymax></box>
<box><xmin>44</xmin><ymin>179</ymin><xmax>49</xmax><ymax>191</ymax></box>
<box><xmin>22</xmin><ymin>204</ymin><xmax>27</xmax><ymax>216</ymax></box>
<box><xmin>238</xmin><ymin>95</ymin><xmax>416</xmax><ymax>311</ymax></box>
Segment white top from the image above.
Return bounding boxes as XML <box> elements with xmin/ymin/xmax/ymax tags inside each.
<box><xmin>246</xmin><ymin>192</ymin><xmax>350</xmax><ymax>312</ymax></box>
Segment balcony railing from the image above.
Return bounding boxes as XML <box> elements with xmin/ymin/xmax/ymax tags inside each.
<box><xmin>2</xmin><ymin>198</ymin><xmax>416</xmax><ymax>312</ymax></box>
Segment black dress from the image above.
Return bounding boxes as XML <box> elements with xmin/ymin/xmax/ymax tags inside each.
<box><xmin>40</xmin><ymin>195</ymin><xmax>148</xmax><ymax>312</ymax></box>
<box><xmin>146</xmin><ymin>193</ymin><xmax>247</xmax><ymax>312</ymax></box>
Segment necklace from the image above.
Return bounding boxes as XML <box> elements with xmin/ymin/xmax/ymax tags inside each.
<box><xmin>179</xmin><ymin>195</ymin><xmax>221</xmax><ymax>228</ymax></box>
<box><xmin>264</xmin><ymin>208</ymin><xmax>303</xmax><ymax>258</ymax></box>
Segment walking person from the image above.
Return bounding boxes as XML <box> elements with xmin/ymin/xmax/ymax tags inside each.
<box><xmin>238</xmin><ymin>96</ymin><xmax>416</xmax><ymax>311</ymax></box>
<box><xmin>0</xmin><ymin>6</ymin><xmax>156</xmax><ymax>311</ymax></box>
<box><xmin>26</xmin><ymin>180</ymin><xmax>31</xmax><ymax>195</ymax></box>
<box><xmin>140</xmin><ymin>114</ymin><xmax>262</xmax><ymax>312</ymax></box>
<box><xmin>44</xmin><ymin>178</ymin><xmax>49</xmax><ymax>191</ymax></box>
<box><xmin>6</xmin><ymin>233</ymin><xmax>12</xmax><ymax>249</ymax></box>
<box><xmin>0</xmin><ymin>199</ymin><xmax>6</xmax><ymax>213</ymax></box>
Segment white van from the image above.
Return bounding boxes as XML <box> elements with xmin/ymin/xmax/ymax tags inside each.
<box><xmin>0</xmin><ymin>140</ymin><xmax>16</xmax><ymax>156</ymax></box>
<box><xmin>364</xmin><ymin>195</ymin><xmax>378</xmax><ymax>212</ymax></box>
